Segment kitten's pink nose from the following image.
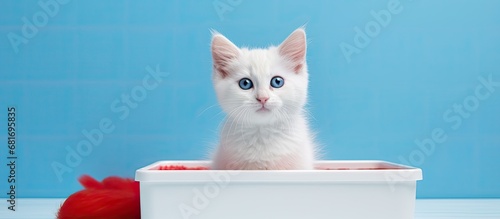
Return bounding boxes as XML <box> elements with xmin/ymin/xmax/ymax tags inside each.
<box><xmin>256</xmin><ymin>97</ymin><xmax>269</xmax><ymax>104</ymax></box>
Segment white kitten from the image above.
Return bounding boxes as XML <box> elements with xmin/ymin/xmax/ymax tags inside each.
<box><xmin>210</xmin><ymin>28</ymin><xmax>317</xmax><ymax>170</ymax></box>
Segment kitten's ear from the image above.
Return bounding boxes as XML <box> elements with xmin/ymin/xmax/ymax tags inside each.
<box><xmin>211</xmin><ymin>32</ymin><xmax>240</xmax><ymax>78</ymax></box>
<box><xmin>278</xmin><ymin>28</ymin><xmax>307</xmax><ymax>73</ymax></box>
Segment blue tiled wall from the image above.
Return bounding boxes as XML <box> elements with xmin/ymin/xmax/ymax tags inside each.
<box><xmin>0</xmin><ymin>0</ymin><xmax>499</xmax><ymax>198</ymax></box>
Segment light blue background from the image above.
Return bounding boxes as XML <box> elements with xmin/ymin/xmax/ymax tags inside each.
<box><xmin>0</xmin><ymin>0</ymin><xmax>499</xmax><ymax>198</ymax></box>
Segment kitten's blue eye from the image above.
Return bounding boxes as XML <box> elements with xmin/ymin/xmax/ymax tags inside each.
<box><xmin>239</xmin><ymin>78</ymin><xmax>253</xmax><ymax>90</ymax></box>
<box><xmin>270</xmin><ymin>76</ymin><xmax>284</xmax><ymax>88</ymax></box>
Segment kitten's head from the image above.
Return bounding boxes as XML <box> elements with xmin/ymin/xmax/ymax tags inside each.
<box><xmin>211</xmin><ymin>28</ymin><xmax>309</xmax><ymax>125</ymax></box>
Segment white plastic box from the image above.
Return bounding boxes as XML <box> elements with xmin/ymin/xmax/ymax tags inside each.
<box><xmin>135</xmin><ymin>160</ymin><xmax>422</xmax><ymax>219</ymax></box>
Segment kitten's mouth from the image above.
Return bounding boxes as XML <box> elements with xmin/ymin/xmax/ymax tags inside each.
<box><xmin>256</xmin><ymin>106</ymin><xmax>270</xmax><ymax>112</ymax></box>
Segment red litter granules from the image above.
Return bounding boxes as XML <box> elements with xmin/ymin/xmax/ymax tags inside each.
<box><xmin>152</xmin><ymin>165</ymin><xmax>209</xmax><ymax>170</ymax></box>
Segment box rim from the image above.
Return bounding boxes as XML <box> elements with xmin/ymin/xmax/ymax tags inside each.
<box><xmin>135</xmin><ymin>160</ymin><xmax>423</xmax><ymax>183</ymax></box>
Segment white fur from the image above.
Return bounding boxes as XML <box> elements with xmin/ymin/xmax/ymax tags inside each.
<box><xmin>210</xmin><ymin>28</ymin><xmax>317</xmax><ymax>170</ymax></box>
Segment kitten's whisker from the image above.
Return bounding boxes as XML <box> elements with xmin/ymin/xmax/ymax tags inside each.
<box><xmin>219</xmin><ymin>105</ymin><xmax>244</xmax><ymax>136</ymax></box>
<box><xmin>227</xmin><ymin>108</ymin><xmax>245</xmax><ymax>141</ymax></box>
<box><xmin>212</xmin><ymin>109</ymin><xmax>227</xmax><ymax>120</ymax></box>
<box><xmin>197</xmin><ymin>104</ymin><xmax>220</xmax><ymax>118</ymax></box>
<box><xmin>278</xmin><ymin>108</ymin><xmax>292</xmax><ymax>133</ymax></box>
<box><xmin>282</xmin><ymin>110</ymin><xmax>292</xmax><ymax>131</ymax></box>
<box><xmin>303</xmin><ymin>107</ymin><xmax>316</xmax><ymax>121</ymax></box>
<box><xmin>224</xmin><ymin>106</ymin><xmax>247</xmax><ymax>141</ymax></box>
<box><xmin>241</xmin><ymin>108</ymin><xmax>252</xmax><ymax>142</ymax></box>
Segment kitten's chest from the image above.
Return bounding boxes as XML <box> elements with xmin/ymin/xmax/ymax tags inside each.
<box><xmin>215</xmin><ymin>117</ymin><xmax>314</xmax><ymax>170</ymax></box>
<box><xmin>243</xmin><ymin>126</ymin><xmax>285</xmax><ymax>144</ymax></box>
<box><xmin>219</xmin><ymin>124</ymin><xmax>310</xmax><ymax>170</ymax></box>
<box><xmin>222</xmin><ymin>124</ymin><xmax>302</xmax><ymax>155</ymax></box>
<box><xmin>227</xmin><ymin>125</ymin><xmax>293</xmax><ymax>145</ymax></box>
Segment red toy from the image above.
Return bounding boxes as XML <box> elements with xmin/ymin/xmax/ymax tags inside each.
<box><xmin>57</xmin><ymin>165</ymin><xmax>207</xmax><ymax>219</ymax></box>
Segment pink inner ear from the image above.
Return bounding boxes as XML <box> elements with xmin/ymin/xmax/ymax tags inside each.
<box><xmin>279</xmin><ymin>29</ymin><xmax>307</xmax><ymax>73</ymax></box>
<box><xmin>211</xmin><ymin>35</ymin><xmax>239</xmax><ymax>78</ymax></box>
<box><xmin>294</xmin><ymin>63</ymin><xmax>303</xmax><ymax>72</ymax></box>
